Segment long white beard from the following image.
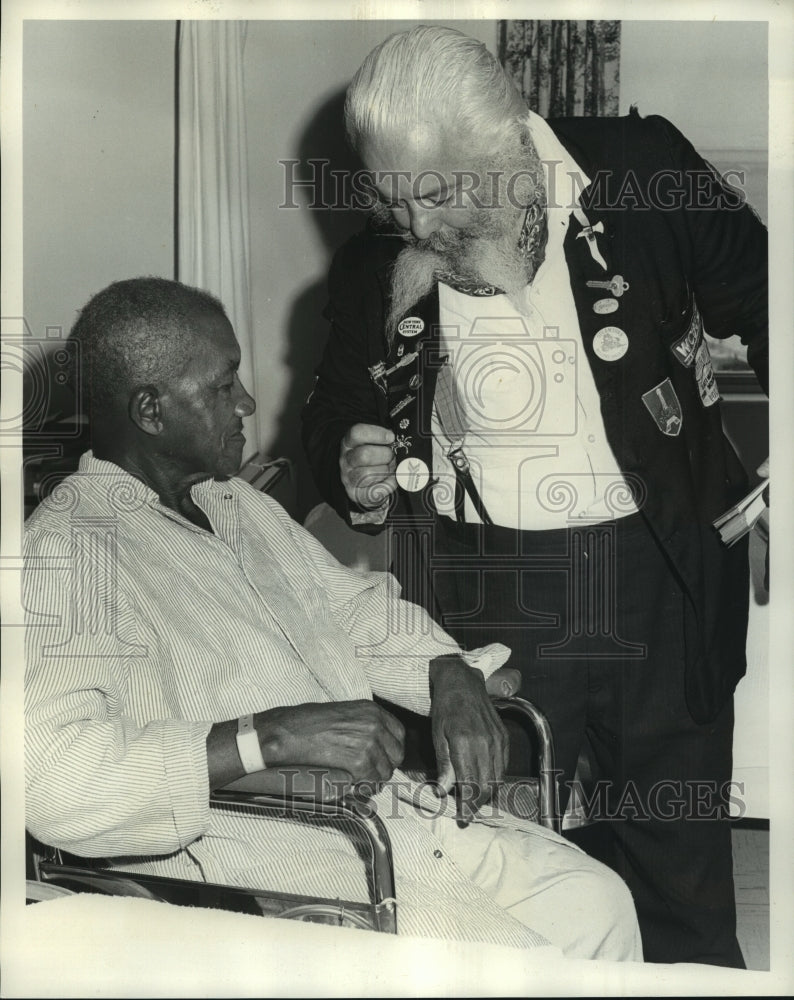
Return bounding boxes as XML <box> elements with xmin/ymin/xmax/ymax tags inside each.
<box><xmin>386</xmin><ymin>216</ymin><xmax>533</xmax><ymax>342</ymax></box>
<box><xmin>387</xmin><ymin>245</ymin><xmax>445</xmax><ymax>330</ymax></box>
<box><xmin>381</xmin><ymin>144</ymin><xmax>546</xmax><ymax>343</ymax></box>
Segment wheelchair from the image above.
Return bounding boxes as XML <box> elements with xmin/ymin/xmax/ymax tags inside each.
<box><xmin>27</xmin><ymin>696</ymin><xmax>560</xmax><ymax>935</ymax></box>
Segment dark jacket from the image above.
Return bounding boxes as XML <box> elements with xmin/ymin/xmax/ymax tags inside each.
<box><xmin>302</xmin><ymin>112</ymin><xmax>768</xmax><ymax>723</ymax></box>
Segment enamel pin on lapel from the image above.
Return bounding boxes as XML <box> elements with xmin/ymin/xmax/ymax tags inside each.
<box><xmin>694</xmin><ymin>341</ymin><xmax>720</xmax><ymax>407</ymax></box>
<box><xmin>593</xmin><ymin>326</ymin><xmax>629</xmax><ymax>361</ymax></box>
<box><xmin>396</xmin><ymin>457</ymin><xmax>430</xmax><ymax>492</ymax></box>
<box><xmin>393</xmin><ymin>434</ymin><xmax>412</xmax><ymax>454</ymax></box>
<box><xmin>368</xmin><ymin>360</ymin><xmax>387</xmax><ymax>394</ymax></box>
<box><xmin>371</xmin><ymin>338</ymin><xmax>424</xmax><ymax>398</ymax></box>
<box><xmin>398</xmin><ymin>316</ymin><xmax>424</xmax><ymax>338</ymax></box>
<box><xmin>593</xmin><ymin>298</ymin><xmax>619</xmax><ymax>315</ymax></box>
<box><xmin>390</xmin><ymin>395</ymin><xmax>413</xmax><ymax>418</ymax></box>
<box><xmin>587</xmin><ymin>275</ymin><xmax>630</xmax><ymax>297</ymax></box>
<box><xmin>383</xmin><ymin>348</ymin><xmax>421</xmax><ymax>379</ymax></box>
<box><xmin>573</xmin><ymin>206</ymin><xmax>608</xmax><ymax>270</ymax></box>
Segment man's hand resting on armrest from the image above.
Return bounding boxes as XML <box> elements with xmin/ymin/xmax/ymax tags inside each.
<box><xmin>429</xmin><ymin>655</ymin><xmax>511</xmax><ymax>823</ymax></box>
<box><xmin>206</xmin><ymin>700</ymin><xmax>405</xmax><ymax>792</ymax></box>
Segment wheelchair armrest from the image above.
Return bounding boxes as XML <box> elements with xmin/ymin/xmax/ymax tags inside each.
<box><xmin>492</xmin><ymin>695</ymin><xmax>562</xmax><ymax>835</ymax></box>
<box><xmin>219</xmin><ymin>765</ymin><xmax>353</xmax><ymax>800</ymax></box>
<box><xmin>210</xmin><ymin>784</ymin><xmax>397</xmax><ymax>933</ymax></box>
<box><xmin>31</xmin><ymin>769</ymin><xmax>398</xmax><ymax>933</ymax></box>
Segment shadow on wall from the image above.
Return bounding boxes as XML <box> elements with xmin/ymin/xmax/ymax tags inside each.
<box><xmin>265</xmin><ymin>88</ymin><xmax>372</xmax><ymax>523</ymax></box>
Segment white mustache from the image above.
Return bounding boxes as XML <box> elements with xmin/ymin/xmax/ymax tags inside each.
<box><xmin>405</xmin><ymin>222</ymin><xmax>487</xmax><ymax>256</ymax></box>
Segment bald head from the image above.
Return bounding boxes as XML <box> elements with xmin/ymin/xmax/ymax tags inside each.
<box><xmin>345</xmin><ymin>25</ymin><xmax>527</xmax><ymax>163</ymax></box>
<box><xmin>69</xmin><ymin>277</ymin><xmax>227</xmax><ymax>428</ymax></box>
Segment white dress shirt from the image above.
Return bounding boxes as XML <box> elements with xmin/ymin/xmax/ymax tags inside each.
<box><xmin>431</xmin><ymin>112</ymin><xmax>638</xmax><ymax>529</ymax></box>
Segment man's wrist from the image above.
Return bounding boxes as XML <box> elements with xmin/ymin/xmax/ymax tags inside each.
<box><xmin>429</xmin><ymin>654</ymin><xmax>484</xmax><ymax>694</ymax></box>
<box><xmin>236</xmin><ymin>714</ymin><xmax>266</xmax><ymax>773</ymax></box>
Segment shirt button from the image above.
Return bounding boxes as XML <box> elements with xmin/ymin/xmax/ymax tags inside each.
<box><xmin>433</xmin><ymin>849</ymin><xmax>443</xmax><ymax>859</ymax></box>
<box><xmin>224</xmin><ymin>493</ymin><xmax>233</xmax><ymax>500</ymax></box>
<box><xmin>587</xmin><ymin>434</ymin><xmax>596</xmax><ymax>443</ymax></box>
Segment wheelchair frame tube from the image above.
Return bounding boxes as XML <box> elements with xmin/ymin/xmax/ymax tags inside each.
<box><xmin>492</xmin><ymin>696</ymin><xmax>562</xmax><ymax>835</ymax></box>
<box><xmin>211</xmin><ymin>789</ymin><xmax>398</xmax><ymax>934</ymax></box>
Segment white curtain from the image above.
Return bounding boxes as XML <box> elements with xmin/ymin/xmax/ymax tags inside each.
<box><xmin>177</xmin><ymin>20</ymin><xmax>258</xmax><ymax>458</ymax></box>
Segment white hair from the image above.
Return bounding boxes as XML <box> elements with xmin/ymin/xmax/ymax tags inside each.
<box><xmin>345</xmin><ymin>25</ymin><xmax>527</xmax><ymax>157</ymax></box>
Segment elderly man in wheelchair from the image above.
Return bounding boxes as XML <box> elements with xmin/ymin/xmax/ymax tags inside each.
<box><xmin>24</xmin><ymin>277</ymin><xmax>642</xmax><ymax>962</ymax></box>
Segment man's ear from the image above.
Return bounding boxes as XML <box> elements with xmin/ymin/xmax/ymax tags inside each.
<box><xmin>129</xmin><ymin>386</ymin><xmax>163</xmax><ymax>436</ymax></box>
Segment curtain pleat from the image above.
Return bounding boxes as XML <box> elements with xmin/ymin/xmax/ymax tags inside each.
<box><xmin>177</xmin><ymin>20</ymin><xmax>258</xmax><ymax>458</ymax></box>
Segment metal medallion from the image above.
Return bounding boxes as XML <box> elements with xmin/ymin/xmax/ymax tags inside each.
<box><xmin>396</xmin><ymin>457</ymin><xmax>430</xmax><ymax>492</ymax></box>
<box><xmin>593</xmin><ymin>326</ymin><xmax>629</xmax><ymax>362</ymax></box>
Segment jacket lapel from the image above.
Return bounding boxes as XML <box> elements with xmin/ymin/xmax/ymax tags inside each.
<box><xmin>379</xmin><ymin>292</ymin><xmax>443</xmax><ymax>523</ymax></box>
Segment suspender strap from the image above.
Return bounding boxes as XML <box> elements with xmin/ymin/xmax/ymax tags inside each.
<box><xmin>449</xmin><ymin>448</ymin><xmax>493</xmax><ymax>526</ymax></box>
<box><xmin>434</xmin><ymin>363</ymin><xmax>493</xmax><ymax>526</ymax></box>
<box><xmin>452</xmin><ymin>456</ymin><xmax>467</xmax><ymax>523</ymax></box>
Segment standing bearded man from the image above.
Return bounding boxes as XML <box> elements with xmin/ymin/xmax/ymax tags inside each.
<box><xmin>301</xmin><ymin>26</ymin><xmax>767</xmax><ymax>967</ymax></box>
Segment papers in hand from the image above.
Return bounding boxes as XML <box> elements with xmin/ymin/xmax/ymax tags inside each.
<box><xmin>712</xmin><ymin>478</ymin><xmax>769</xmax><ymax>546</ymax></box>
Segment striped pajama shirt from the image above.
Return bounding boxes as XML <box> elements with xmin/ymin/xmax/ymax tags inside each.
<box><xmin>24</xmin><ymin>452</ymin><xmax>639</xmax><ymax>957</ymax></box>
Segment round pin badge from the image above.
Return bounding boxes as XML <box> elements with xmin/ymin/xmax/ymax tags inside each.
<box><xmin>593</xmin><ymin>326</ymin><xmax>629</xmax><ymax>362</ymax></box>
<box><xmin>396</xmin><ymin>457</ymin><xmax>430</xmax><ymax>493</ymax></box>
<box><xmin>593</xmin><ymin>298</ymin><xmax>619</xmax><ymax>315</ymax></box>
<box><xmin>398</xmin><ymin>316</ymin><xmax>424</xmax><ymax>338</ymax></box>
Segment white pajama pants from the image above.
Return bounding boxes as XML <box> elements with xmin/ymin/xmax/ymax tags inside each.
<box><xmin>426</xmin><ymin>813</ymin><xmax>644</xmax><ymax>961</ymax></box>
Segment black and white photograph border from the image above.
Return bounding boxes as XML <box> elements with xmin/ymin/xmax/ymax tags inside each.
<box><xmin>1</xmin><ymin>0</ymin><xmax>792</xmax><ymax>996</ymax></box>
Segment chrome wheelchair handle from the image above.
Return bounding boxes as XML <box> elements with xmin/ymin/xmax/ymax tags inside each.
<box><xmin>491</xmin><ymin>695</ymin><xmax>562</xmax><ymax>835</ymax></box>
<box><xmin>211</xmin><ymin>788</ymin><xmax>397</xmax><ymax>933</ymax></box>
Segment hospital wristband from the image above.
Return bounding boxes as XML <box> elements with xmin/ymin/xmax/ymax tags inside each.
<box><xmin>236</xmin><ymin>714</ymin><xmax>266</xmax><ymax>774</ymax></box>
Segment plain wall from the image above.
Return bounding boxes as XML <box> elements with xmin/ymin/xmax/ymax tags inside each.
<box><xmin>243</xmin><ymin>19</ymin><xmax>497</xmax><ymax>517</ymax></box>
<box><xmin>23</xmin><ymin>20</ymin><xmax>175</xmax><ymax>345</ymax></box>
<box><xmin>619</xmin><ymin>20</ymin><xmax>768</xmax><ymax>150</ymax></box>
<box><xmin>620</xmin><ymin>20</ymin><xmax>768</xmax><ymax>222</ymax></box>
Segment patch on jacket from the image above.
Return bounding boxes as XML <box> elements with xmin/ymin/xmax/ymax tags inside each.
<box><xmin>694</xmin><ymin>339</ymin><xmax>720</xmax><ymax>407</ymax></box>
<box><xmin>670</xmin><ymin>300</ymin><xmax>703</xmax><ymax>368</ymax></box>
<box><xmin>642</xmin><ymin>378</ymin><xmax>683</xmax><ymax>436</ymax></box>
<box><xmin>669</xmin><ymin>300</ymin><xmax>720</xmax><ymax>408</ymax></box>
